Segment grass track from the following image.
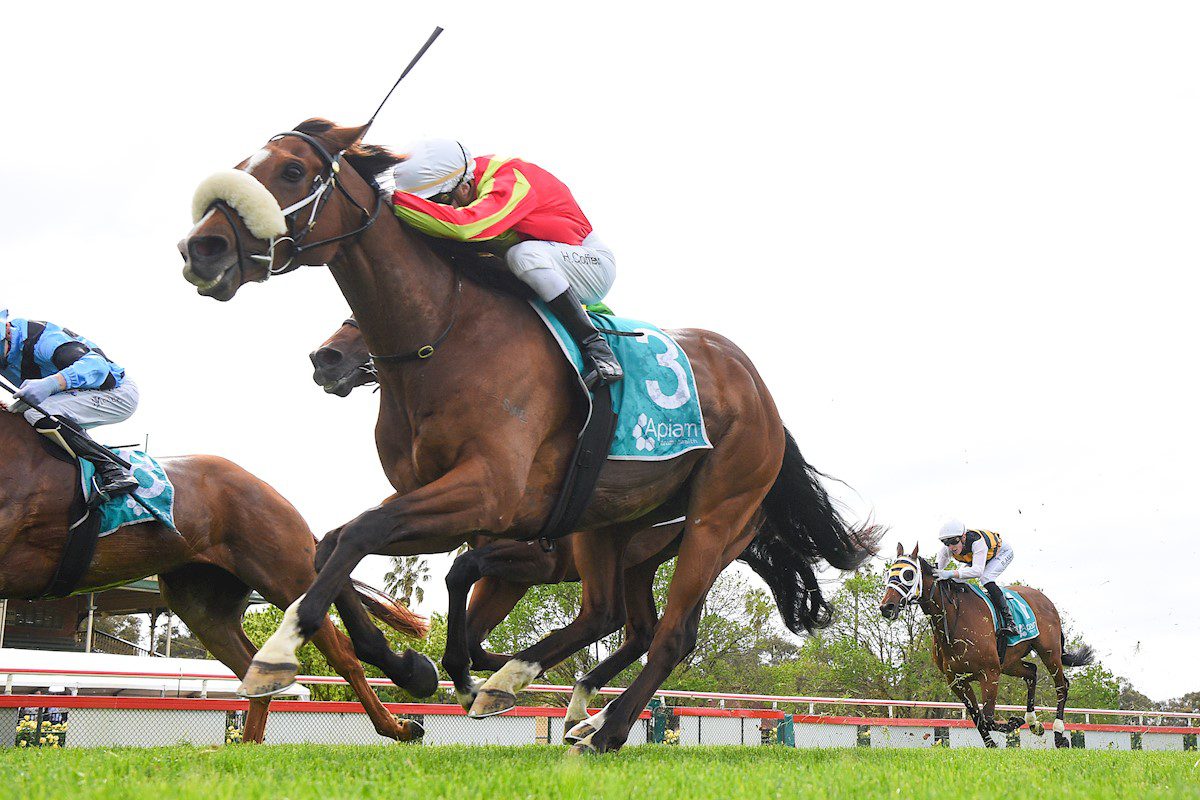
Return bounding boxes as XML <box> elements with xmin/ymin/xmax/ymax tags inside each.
<box><xmin>1</xmin><ymin>745</ymin><xmax>1197</xmax><ymax>800</ymax></box>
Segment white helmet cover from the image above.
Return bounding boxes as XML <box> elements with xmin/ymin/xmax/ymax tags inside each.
<box><xmin>379</xmin><ymin>139</ymin><xmax>474</xmax><ymax>199</ymax></box>
<box><xmin>938</xmin><ymin>518</ymin><xmax>967</xmax><ymax>541</ymax></box>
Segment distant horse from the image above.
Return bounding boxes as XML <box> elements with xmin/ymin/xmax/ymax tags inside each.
<box><xmin>0</xmin><ymin>409</ymin><xmax>430</xmax><ymax>743</ymax></box>
<box><xmin>880</xmin><ymin>543</ymin><xmax>1094</xmax><ymax>747</ymax></box>
<box><xmin>180</xmin><ymin>118</ymin><xmax>879</xmax><ymax>754</ymax></box>
<box><xmin>308</xmin><ymin>320</ymin><xmax>819</xmax><ymax>741</ymax></box>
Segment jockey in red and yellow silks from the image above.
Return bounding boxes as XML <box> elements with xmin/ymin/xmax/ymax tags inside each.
<box><xmin>379</xmin><ymin>140</ymin><xmax>621</xmax><ymax>388</ymax></box>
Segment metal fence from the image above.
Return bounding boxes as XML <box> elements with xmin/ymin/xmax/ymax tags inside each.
<box><xmin>1</xmin><ymin>667</ymin><xmax>1196</xmax><ymax>751</ymax></box>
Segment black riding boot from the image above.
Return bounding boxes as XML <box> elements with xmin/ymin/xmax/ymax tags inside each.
<box><xmin>547</xmin><ymin>287</ymin><xmax>623</xmax><ymax>389</ymax></box>
<box><xmin>33</xmin><ymin>417</ymin><xmax>139</xmax><ymax>502</ymax></box>
<box><xmin>984</xmin><ymin>581</ymin><xmax>1017</xmax><ymax>638</ymax></box>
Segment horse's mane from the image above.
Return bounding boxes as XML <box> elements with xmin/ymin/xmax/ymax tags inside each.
<box><xmin>292</xmin><ymin>118</ymin><xmax>535</xmax><ymax>303</ymax></box>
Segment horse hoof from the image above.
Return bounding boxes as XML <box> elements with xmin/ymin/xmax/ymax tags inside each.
<box><xmin>1033</xmin><ymin>722</ymin><xmax>1045</xmax><ymax>737</ymax></box>
<box><xmin>564</xmin><ymin>721</ymin><xmax>595</xmax><ymax>744</ymax></box>
<box><xmin>238</xmin><ymin>660</ymin><xmax>299</xmax><ymax>698</ymax></box>
<box><xmin>567</xmin><ymin>734</ymin><xmax>599</xmax><ymax>756</ymax></box>
<box><xmin>468</xmin><ymin>688</ymin><xmax>517</xmax><ymax>718</ymax></box>
<box><xmin>406</xmin><ymin>652</ymin><xmax>440</xmax><ymax>699</ymax></box>
<box><xmin>396</xmin><ymin>719</ymin><xmax>425</xmax><ymax>742</ymax></box>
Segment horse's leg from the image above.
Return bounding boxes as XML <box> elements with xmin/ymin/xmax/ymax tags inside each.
<box><xmin>564</xmin><ymin>557</ymin><xmax>660</xmax><ymax>741</ymax></box>
<box><xmin>468</xmin><ymin>529</ymin><xmax>630</xmax><ymax>718</ymax></box>
<box><xmin>1050</xmin><ymin>662</ymin><xmax>1071</xmax><ymax>748</ymax></box>
<box><xmin>241</xmin><ymin>462</ymin><xmax>517</xmax><ymax>697</ymax></box>
<box><xmin>306</xmin><ymin>619</ymin><xmax>424</xmax><ymax>742</ymax></box>
<box><xmin>156</xmin><ymin>566</ymin><xmax>272</xmax><ymax>743</ymax></box>
<box><xmin>316</xmin><ymin>531</ymin><xmax>438</xmax><ymax>699</ymax></box>
<box><xmin>1011</xmin><ymin>659</ymin><xmax>1043</xmax><ymax>735</ymax></box>
<box><xmin>571</xmin><ymin>512</ymin><xmax>766</xmax><ymax>755</ymax></box>
<box><xmin>978</xmin><ymin>669</ymin><xmax>1002</xmax><ymax>746</ymax></box>
<box><xmin>465</xmin><ymin>578</ymin><xmax>532</xmax><ymax>671</ymax></box>
<box><xmin>947</xmin><ymin>675</ymin><xmax>990</xmax><ymax>745</ymax></box>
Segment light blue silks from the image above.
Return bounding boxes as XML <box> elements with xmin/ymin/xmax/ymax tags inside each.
<box><xmin>80</xmin><ymin>449</ymin><xmax>178</xmax><ymax>537</ymax></box>
<box><xmin>531</xmin><ymin>302</ymin><xmax>712</xmax><ymax>461</ymax></box>
<box><xmin>966</xmin><ymin>583</ymin><xmax>1039</xmax><ymax>645</ymax></box>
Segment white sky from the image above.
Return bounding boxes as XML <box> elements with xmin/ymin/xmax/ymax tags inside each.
<box><xmin>1</xmin><ymin>2</ymin><xmax>1196</xmax><ymax>701</ymax></box>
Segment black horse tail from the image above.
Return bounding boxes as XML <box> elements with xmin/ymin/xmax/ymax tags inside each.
<box><xmin>738</xmin><ymin>428</ymin><xmax>883</xmax><ymax>635</ymax></box>
<box><xmin>1062</xmin><ymin>635</ymin><xmax>1096</xmax><ymax>668</ymax></box>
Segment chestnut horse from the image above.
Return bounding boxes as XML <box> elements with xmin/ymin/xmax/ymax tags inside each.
<box><xmin>180</xmin><ymin>118</ymin><xmax>879</xmax><ymax>754</ymax></box>
<box><xmin>880</xmin><ymin>543</ymin><xmax>1095</xmax><ymax>748</ymax></box>
<box><xmin>309</xmin><ymin>319</ymin><xmax>808</xmax><ymax>740</ymax></box>
<box><xmin>0</xmin><ymin>408</ymin><xmax>431</xmax><ymax>743</ymax></box>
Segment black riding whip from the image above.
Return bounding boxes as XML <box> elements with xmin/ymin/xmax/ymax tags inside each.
<box><xmin>358</xmin><ymin>26</ymin><xmax>444</xmax><ymax>143</ymax></box>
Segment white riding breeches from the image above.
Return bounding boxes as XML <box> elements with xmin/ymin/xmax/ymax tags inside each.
<box><xmin>21</xmin><ymin>379</ymin><xmax>140</xmax><ymax>430</ymax></box>
<box><xmin>979</xmin><ymin>542</ymin><xmax>1014</xmax><ymax>584</ymax></box>
<box><xmin>505</xmin><ymin>232</ymin><xmax>616</xmax><ymax>304</ymax></box>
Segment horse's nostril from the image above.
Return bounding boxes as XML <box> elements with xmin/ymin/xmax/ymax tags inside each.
<box><xmin>312</xmin><ymin>348</ymin><xmax>342</xmax><ymax>368</ymax></box>
<box><xmin>188</xmin><ymin>235</ymin><xmax>229</xmax><ymax>262</ymax></box>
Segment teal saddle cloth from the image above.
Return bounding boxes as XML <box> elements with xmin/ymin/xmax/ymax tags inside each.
<box><xmin>965</xmin><ymin>583</ymin><xmax>1039</xmax><ymax>645</ymax></box>
<box><xmin>79</xmin><ymin>449</ymin><xmax>177</xmax><ymax>536</ymax></box>
<box><xmin>532</xmin><ymin>302</ymin><xmax>713</xmax><ymax>461</ymax></box>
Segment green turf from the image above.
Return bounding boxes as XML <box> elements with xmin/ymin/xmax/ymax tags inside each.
<box><xmin>1</xmin><ymin>745</ymin><xmax>1196</xmax><ymax>800</ymax></box>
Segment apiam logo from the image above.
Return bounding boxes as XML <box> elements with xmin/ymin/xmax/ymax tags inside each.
<box><xmin>632</xmin><ymin>413</ymin><xmax>656</xmax><ymax>452</ymax></box>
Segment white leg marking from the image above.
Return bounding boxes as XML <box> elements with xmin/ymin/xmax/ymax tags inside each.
<box><xmin>1053</xmin><ymin>718</ymin><xmax>1065</xmax><ymax>734</ymax></box>
<box><xmin>568</xmin><ymin>705</ymin><xmax>608</xmax><ymax>740</ymax></box>
<box><xmin>255</xmin><ymin>594</ymin><xmax>307</xmax><ymax>666</ymax></box>
<box><xmin>566</xmin><ymin>684</ymin><xmax>598</xmax><ymax>722</ymax></box>
<box><xmin>1025</xmin><ymin>711</ymin><xmax>1038</xmax><ymax>726</ymax></box>
<box><xmin>481</xmin><ymin>659</ymin><xmax>542</xmax><ymax>695</ymax></box>
<box><xmin>455</xmin><ymin>677</ymin><xmax>484</xmax><ymax>710</ymax></box>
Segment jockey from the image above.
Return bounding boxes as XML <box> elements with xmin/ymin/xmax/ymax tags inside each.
<box><xmin>934</xmin><ymin>519</ymin><xmax>1017</xmax><ymax>637</ymax></box>
<box><xmin>0</xmin><ymin>310</ymin><xmax>139</xmax><ymax>499</ymax></box>
<box><xmin>377</xmin><ymin>139</ymin><xmax>622</xmax><ymax>388</ymax></box>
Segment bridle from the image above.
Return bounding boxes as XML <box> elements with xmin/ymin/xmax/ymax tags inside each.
<box><xmin>887</xmin><ymin>555</ymin><xmax>924</xmax><ymax>607</ymax></box>
<box><xmin>211</xmin><ymin>129</ymin><xmax>384</xmax><ymax>281</ymax></box>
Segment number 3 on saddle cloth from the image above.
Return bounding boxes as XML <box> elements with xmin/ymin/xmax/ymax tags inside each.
<box><xmin>533</xmin><ymin>302</ymin><xmax>712</xmax><ymax>459</ymax></box>
<box><xmin>965</xmin><ymin>583</ymin><xmax>1040</xmax><ymax>645</ymax></box>
<box><xmin>528</xmin><ymin>302</ymin><xmax>713</xmax><ymax>544</ymax></box>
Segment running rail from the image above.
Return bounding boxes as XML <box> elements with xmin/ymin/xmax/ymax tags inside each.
<box><xmin>2</xmin><ymin>666</ymin><xmax>1196</xmax><ymax>725</ymax></box>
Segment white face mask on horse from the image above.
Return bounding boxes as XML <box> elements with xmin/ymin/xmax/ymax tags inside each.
<box><xmin>887</xmin><ymin>555</ymin><xmax>923</xmax><ymax>606</ymax></box>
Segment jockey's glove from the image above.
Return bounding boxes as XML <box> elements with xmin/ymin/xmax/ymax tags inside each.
<box><xmin>14</xmin><ymin>375</ymin><xmax>64</xmax><ymax>408</ymax></box>
<box><xmin>933</xmin><ymin>569</ymin><xmax>955</xmax><ymax>580</ymax></box>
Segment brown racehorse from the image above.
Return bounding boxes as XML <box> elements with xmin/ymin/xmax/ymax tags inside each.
<box><xmin>179</xmin><ymin>118</ymin><xmax>879</xmax><ymax>754</ymax></box>
<box><xmin>0</xmin><ymin>407</ymin><xmax>431</xmax><ymax>743</ymax></box>
<box><xmin>309</xmin><ymin>319</ymin><xmax>817</xmax><ymax>741</ymax></box>
<box><xmin>880</xmin><ymin>543</ymin><xmax>1095</xmax><ymax>748</ymax></box>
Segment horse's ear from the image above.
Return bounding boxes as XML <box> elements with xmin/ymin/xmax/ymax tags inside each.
<box><xmin>328</xmin><ymin>122</ymin><xmax>370</xmax><ymax>152</ymax></box>
<box><xmin>912</xmin><ymin>543</ymin><xmax>920</xmax><ymax>558</ymax></box>
<box><xmin>895</xmin><ymin>542</ymin><xmax>904</xmax><ymax>557</ymax></box>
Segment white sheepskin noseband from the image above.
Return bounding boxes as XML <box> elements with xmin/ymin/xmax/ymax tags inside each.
<box><xmin>192</xmin><ymin>169</ymin><xmax>287</xmax><ymax>240</ymax></box>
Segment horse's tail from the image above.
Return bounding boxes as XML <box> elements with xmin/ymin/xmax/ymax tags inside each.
<box><xmin>1061</xmin><ymin>635</ymin><xmax>1096</xmax><ymax>668</ymax></box>
<box><xmin>740</xmin><ymin>428</ymin><xmax>883</xmax><ymax>634</ymax></box>
<box><xmin>350</xmin><ymin>579</ymin><xmax>430</xmax><ymax>639</ymax></box>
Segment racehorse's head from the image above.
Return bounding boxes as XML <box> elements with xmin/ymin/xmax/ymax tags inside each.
<box><xmin>880</xmin><ymin>542</ymin><xmax>925</xmax><ymax>620</ymax></box>
<box><xmin>311</xmin><ymin>319</ymin><xmax>374</xmax><ymax>397</ymax></box>
<box><xmin>179</xmin><ymin>119</ymin><xmax>401</xmax><ymax>301</ymax></box>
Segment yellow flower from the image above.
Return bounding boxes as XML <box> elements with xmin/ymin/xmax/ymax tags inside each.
<box><xmin>18</xmin><ymin>741</ymin><xmax>27</xmax><ymax>748</ymax></box>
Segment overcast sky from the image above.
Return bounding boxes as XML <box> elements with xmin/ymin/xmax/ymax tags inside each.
<box><xmin>2</xmin><ymin>2</ymin><xmax>1196</xmax><ymax>701</ymax></box>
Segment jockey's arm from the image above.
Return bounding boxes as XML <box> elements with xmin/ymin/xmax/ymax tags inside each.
<box><xmin>46</xmin><ymin>339</ymin><xmax>112</xmax><ymax>391</ymax></box>
<box><xmin>936</xmin><ymin>547</ymin><xmax>951</xmax><ymax>570</ymax></box>
<box><xmin>390</xmin><ymin>166</ymin><xmax>537</xmax><ymax>242</ymax></box>
<box><xmin>953</xmin><ymin>538</ymin><xmax>990</xmax><ymax>580</ymax></box>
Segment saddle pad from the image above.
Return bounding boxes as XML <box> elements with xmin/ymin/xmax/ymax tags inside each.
<box><xmin>531</xmin><ymin>302</ymin><xmax>713</xmax><ymax>461</ymax></box>
<box><xmin>966</xmin><ymin>583</ymin><xmax>1039</xmax><ymax>645</ymax></box>
<box><xmin>79</xmin><ymin>449</ymin><xmax>178</xmax><ymax>536</ymax></box>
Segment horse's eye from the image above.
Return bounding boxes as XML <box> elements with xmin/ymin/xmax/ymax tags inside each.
<box><xmin>902</xmin><ymin>569</ymin><xmax>915</xmax><ymax>582</ymax></box>
<box><xmin>282</xmin><ymin>163</ymin><xmax>305</xmax><ymax>183</ymax></box>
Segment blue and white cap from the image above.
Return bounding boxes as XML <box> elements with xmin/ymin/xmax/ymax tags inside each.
<box><xmin>938</xmin><ymin>518</ymin><xmax>967</xmax><ymax>542</ymax></box>
<box><xmin>376</xmin><ymin>139</ymin><xmax>474</xmax><ymax>199</ymax></box>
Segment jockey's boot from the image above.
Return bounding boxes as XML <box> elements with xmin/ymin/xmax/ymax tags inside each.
<box><xmin>984</xmin><ymin>581</ymin><xmax>1018</xmax><ymax>638</ymax></box>
<box><xmin>32</xmin><ymin>417</ymin><xmax>139</xmax><ymax>502</ymax></box>
<box><xmin>547</xmin><ymin>287</ymin><xmax>623</xmax><ymax>389</ymax></box>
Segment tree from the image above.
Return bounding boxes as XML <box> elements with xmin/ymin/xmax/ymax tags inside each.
<box><xmin>384</xmin><ymin>556</ymin><xmax>431</xmax><ymax>607</ymax></box>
